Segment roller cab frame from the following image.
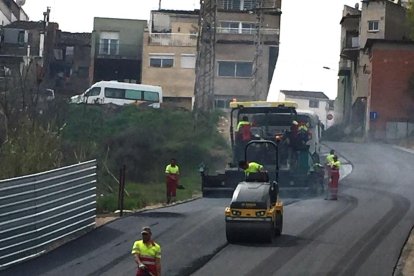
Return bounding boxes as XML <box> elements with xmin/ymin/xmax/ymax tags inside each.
<box><xmin>225</xmin><ymin>140</ymin><xmax>283</xmax><ymax>243</ymax></box>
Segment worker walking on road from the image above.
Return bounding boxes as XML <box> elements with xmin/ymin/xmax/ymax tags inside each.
<box><xmin>132</xmin><ymin>226</ymin><xmax>161</xmax><ymax>276</ymax></box>
<box><xmin>165</xmin><ymin>158</ymin><xmax>180</xmax><ymax>204</ymax></box>
<box><xmin>326</xmin><ymin>155</ymin><xmax>341</xmax><ymax>200</ymax></box>
<box><xmin>324</xmin><ymin>150</ymin><xmax>335</xmax><ymax>187</ymax></box>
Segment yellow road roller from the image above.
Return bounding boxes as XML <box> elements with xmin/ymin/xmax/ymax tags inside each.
<box><xmin>225</xmin><ymin>140</ymin><xmax>283</xmax><ymax>243</ymax></box>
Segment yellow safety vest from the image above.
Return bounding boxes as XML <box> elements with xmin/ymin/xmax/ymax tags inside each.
<box><xmin>331</xmin><ymin>160</ymin><xmax>341</xmax><ymax>170</ymax></box>
<box><xmin>131</xmin><ymin>240</ymin><xmax>161</xmax><ymax>263</ymax></box>
<box><xmin>326</xmin><ymin>154</ymin><xmax>334</xmax><ymax>165</ymax></box>
<box><xmin>237</xmin><ymin>120</ymin><xmax>250</xmax><ymax>131</ymax></box>
<box><xmin>165</xmin><ymin>164</ymin><xmax>179</xmax><ymax>175</ymax></box>
<box><xmin>245</xmin><ymin>162</ymin><xmax>263</xmax><ymax>175</ymax></box>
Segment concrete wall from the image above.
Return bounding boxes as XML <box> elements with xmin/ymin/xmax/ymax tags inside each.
<box><xmin>360</xmin><ymin>1</ymin><xmax>386</xmax><ymax>48</ymax></box>
<box><xmin>369</xmin><ymin>43</ymin><xmax>414</xmax><ymax>139</ymax></box>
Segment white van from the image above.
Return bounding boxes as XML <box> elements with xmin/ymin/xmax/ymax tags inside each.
<box><xmin>70</xmin><ymin>81</ymin><xmax>163</xmax><ymax>108</ymax></box>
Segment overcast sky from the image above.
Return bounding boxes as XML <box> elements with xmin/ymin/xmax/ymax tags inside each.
<box><xmin>23</xmin><ymin>0</ymin><xmax>358</xmax><ymax>100</ymax></box>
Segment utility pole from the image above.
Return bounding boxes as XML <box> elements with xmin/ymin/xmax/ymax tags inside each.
<box><xmin>251</xmin><ymin>0</ymin><xmax>279</xmax><ymax>100</ymax></box>
<box><xmin>159</xmin><ymin>0</ymin><xmax>162</xmax><ymax>10</ymax></box>
<box><xmin>193</xmin><ymin>0</ymin><xmax>217</xmax><ymax>112</ymax></box>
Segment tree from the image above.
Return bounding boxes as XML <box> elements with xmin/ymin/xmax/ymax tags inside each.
<box><xmin>407</xmin><ymin>0</ymin><xmax>414</xmax><ymax>39</ymax></box>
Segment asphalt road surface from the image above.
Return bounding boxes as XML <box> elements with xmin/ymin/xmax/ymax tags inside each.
<box><xmin>2</xmin><ymin>142</ymin><xmax>414</xmax><ymax>276</ymax></box>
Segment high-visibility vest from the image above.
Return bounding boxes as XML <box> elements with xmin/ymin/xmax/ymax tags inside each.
<box><xmin>331</xmin><ymin>160</ymin><xmax>341</xmax><ymax>170</ymax></box>
<box><xmin>245</xmin><ymin>162</ymin><xmax>263</xmax><ymax>175</ymax></box>
<box><xmin>237</xmin><ymin>120</ymin><xmax>250</xmax><ymax>131</ymax></box>
<box><xmin>165</xmin><ymin>164</ymin><xmax>179</xmax><ymax>175</ymax></box>
<box><xmin>326</xmin><ymin>154</ymin><xmax>334</xmax><ymax>165</ymax></box>
<box><xmin>131</xmin><ymin>240</ymin><xmax>161</xmax><ymax>271</ymax></box>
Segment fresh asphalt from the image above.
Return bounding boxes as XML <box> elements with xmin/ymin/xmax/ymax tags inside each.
<box><xmin>1</xmin><ymin>142</ymin><xmax>414</xmax><ymax>276</ymax></box>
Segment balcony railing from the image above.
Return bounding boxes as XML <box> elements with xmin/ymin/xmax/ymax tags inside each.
<box><xmin>95</xmin><ymin>43</ymin><xmax>142</xmax><ymax>59</ymax></box>
<box><xmin>216</xmin><ymin>27</ymin><xmax>279</xmax><ymax>35</ymax></box>
<box><xmin>148</xmin><ymin>33</ymin><xmax>198</xmax><ymax>47</ymax></box>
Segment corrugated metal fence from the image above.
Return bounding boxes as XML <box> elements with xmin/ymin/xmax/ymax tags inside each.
<box><xmin>386</xmin><ymin>121</ymin><xmax>414</xmax><ymax>140</ymax></box>
<box><xmin>0</xmin><ymin>160</ymin><xmax>97</xmax><ymax>269</ymax></box>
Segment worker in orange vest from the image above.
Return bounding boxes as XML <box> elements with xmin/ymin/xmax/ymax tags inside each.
<box><xmin>132</xmin><ymin>226</ymin><xmax>161</xmax><ymax>276</ymax></box>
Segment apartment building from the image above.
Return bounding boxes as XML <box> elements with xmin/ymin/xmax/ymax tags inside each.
<box><xmin>337</xmin><ymin>0</ymin><xmax>409</xmax><ymax>137</ymax></box>
<box><xmin>141</xmin><ymin>10</ymin><xmax>199</xmax><ymax>110</ymax></box>
<box><xmin>0</xmin><ymin>0</ymin><xmax>28</xmax><ymax>26</ymax></box>
<box><xmin>215</xmin><ymin>0</ymin><xmax>281</xmax><ymax>107</ymax></box>
<box><xmin>90</xmin><ymin>17</ymin><xmax>146</xmax><ymax>84</ymax></box>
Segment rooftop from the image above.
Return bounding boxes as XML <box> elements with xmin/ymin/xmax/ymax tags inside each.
<box><xmin>280</xmin><ymin>90</ymin><xmax>330</xmax><ymax>100</ymax></box>
<box><xmin>152</xmin><ymin>9</ymin><xmax>200</xmax><ymax>15</ymax></box>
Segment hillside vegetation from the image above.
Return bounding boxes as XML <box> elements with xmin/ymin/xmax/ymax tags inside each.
<box><xmin>0</xmin><ymin>104</ymin><xmax>230</xmax><ymax>212</ymax></box>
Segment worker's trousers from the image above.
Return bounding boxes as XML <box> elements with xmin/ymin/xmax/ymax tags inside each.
<box><xmin>327</xmin><ymin>169</ymin><xmax>339</xmax><ymax>200</ymax></box>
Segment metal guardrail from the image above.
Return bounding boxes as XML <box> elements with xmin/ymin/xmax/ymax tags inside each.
<box><xmin>0</xmin><ymin>160</ymin><xmax>97</xmax><ymax>270</ymax></box>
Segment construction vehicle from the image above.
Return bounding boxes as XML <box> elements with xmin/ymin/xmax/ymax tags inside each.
<box><xmin>225</xmin><ymin>140</ymin><xmax>283</xmax><ymax>243</ymax></box>
<box><xmin>200</xmin><ymin>101</ymin><xmax>324</xmax><ymax>197</ymax></box>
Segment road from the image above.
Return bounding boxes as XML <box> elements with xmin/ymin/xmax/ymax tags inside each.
<box><xmin>1</xmin><ymin>142</ymin><xmax>414</xmax><ymax>276</ymax></box>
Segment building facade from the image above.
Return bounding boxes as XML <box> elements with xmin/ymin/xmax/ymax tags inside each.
<box><xmin>141</xmin><ymin>10</ymin><xmax>198</xmax><ymax>110</ymax></box>
<box><xmin>215</xmin><ymin>0</ymin><xmax>281</xmax><ymax>108</ymax></box>
<box><xmin>279</xmin><ymin>90</ymin><xmax>331</xmax><ymax>129</ymax></box>
<box><xmin>337</xmin><ymin>0</ymin><xmax>410</xmax><ymax>137</ymax></box>
<box><xmin>90</xmin><ymin>17</ymin><xmax>146</xmax><ymax>84</ymax></box>
<box><xmin>0</xmin><ymin>0</ymin><xmax>28</xmax><ymax>27</ymax></box>
<box><xmin>365</xmin><ymin>40</ymin><xmax>414</xmax><ymax>139</ymax></box>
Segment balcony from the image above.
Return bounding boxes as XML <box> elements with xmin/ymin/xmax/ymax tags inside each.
<box><xmin>216</xmin><ymin>28</ymin><xmax>279</xmax><ymax>44</ymax></box>
<box><xmin>217</xmin><ymin>0</ymin><xmax>280</xmax><ymax>12</ymax></box>
<box><xmin>95</xmin><ymin>43</ymin><xmax>142</xmax><ymax>60</ymax></box>
<box><xmin>338</xmin><ymin>59</ymin><xmax>351</xmax><ymax>76</ymax></box>
<box><xmin>341</xmin><ymin>35</ymin><xmax>359</xmax><ymax>60</ymax></box>
<box><xmin>148</xmin><ymin>33</ymin><xmax>198</xmax><ymax>47</ymax></box>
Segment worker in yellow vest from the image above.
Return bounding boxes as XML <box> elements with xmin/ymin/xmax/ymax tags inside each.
<box><xmin>238</xmin><ymin>160</ymin><xmax>264</xmax><ymax>176</ymax></box>
<box><xmin>132</xmin><ymin>226</ymin><xmax>161</xmax><ymax>276</ymax></box>
<box><xmin>326</xmin><ymin>155</ymin><xmax>341</xmax><ymax>200</ymax></box>
<box><xmin>165</xmin><ymin>158</ymin><xmax>180</xmax><ymax>204</ymax></box>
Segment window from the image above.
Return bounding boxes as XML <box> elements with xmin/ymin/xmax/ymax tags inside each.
<box><xmin>125</xmin><ymin>89</ymin><xmax>142</xmax><ymax>100</ymax></box>
<box><xmin>309</xmin><ymin>100</ymin><xmax>319</xmax><ymax>108</ymax></box>
<box><xmin>17</xmin><ymin>30</ymin><xmax>25</xmax><ymax>46</ymax></box>
<box><xmin>219</xmin><ymin>21</ymin><xmax>256</xmax><ymax>34</ymax></box>
<box><xmin>241</xmin><ymin>23</ymin><xmax>255</xmax><ymax>34</ymax></box>
<box><xmin>149</xmin><ymin>54</ymin><xmax>174</xmax><ymax>68</ymax></box>
<box><xmin>99</xmin><ymin>39</ymin><xmax>119</xmax><ymax>55</ymax></box>
<box><xmin>218</xmin><ymin>61</ymin><xmax>253</xmax><ymax>78</ymax></box>
<box><xmin>368</xmin><ymin>20</ymin><xmax>379</xmax><ymax>32</ymax></box>
<box><xmin>181</xmin><ymin>54</ymin><xmax>196</xmax><ymax>69</ymax></box>
<box><xmin>143</xmin><ymin>91</ymin><xmax>159</xmax><ymax>102</ymax></box>
<box><xmin>220</xmin><ymin>22</ymin><xmax>240</xmax><ymax>34</ymax></box>
<box><xmin>221</xmin><ymin>0</ymin><xmax>256</xmax><ymax>11</ymax></box>
<box><xmin>85</xmin><ymin>87</ymin><xmax>101</xmax><ymax>97</ymax></box>
<box><xmin>104</xmin><ymin>88</ymin><xmax>125</xmax><ymax>99</ymax></box>
<box><xmin>222</xmin><ymin>0</ymin><xmax>241</xmax><ymax>10</ymax></box>
<box><xmin>99</xmin><ymin>32</ymin><xmax>119</xmax><ymax>55</ymax></box>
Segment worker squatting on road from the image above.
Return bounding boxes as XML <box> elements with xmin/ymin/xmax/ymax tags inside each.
<box><xmin>131</xmin><ymin>226</ymin><xmax>161</xmax><ymax>276</ymax></box>
<box><xmin>238</xmin><ymin>160</ymin><xmax>264</xmax><ymax>176</ymax></box>
<box><xmin>165</xmin><ymin>158</ymin><xmax>180</xmax><ymax>204</ymax></box>
<box><xmin>326</xmin><ymin>155</ymin><xmax>341</xmax><ymax>200</ymax></box>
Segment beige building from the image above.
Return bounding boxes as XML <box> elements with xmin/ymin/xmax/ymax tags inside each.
<box><xmin>215</xmin><ymin>0</ymin><xmax>281</xmax><ymax>108</ymax></box>
<box><xmin>337</xmin><ymin>0</ymin><xmax>409</xmax><ymax>133</ymax></box>
<box><xmin>142</xmin><ymin>1</ymin><xmax>282</xmax><ymax>110</ymax></box>
<box><xmin>142</xmin><ymin>10</ymin><xmax>199</xmax><ymax>110</ymax></box>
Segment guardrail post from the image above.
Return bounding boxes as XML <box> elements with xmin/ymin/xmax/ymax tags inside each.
<box><xmin>118</xmin><ymin>165</ymin><xmax>126</xmax><ymax>217</ymax></box>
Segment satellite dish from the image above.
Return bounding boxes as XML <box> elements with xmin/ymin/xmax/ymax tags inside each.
<box><xmin>16</xmin><ymin>0</ymin><xmax>26</xmax><ymax>6</ymax></box>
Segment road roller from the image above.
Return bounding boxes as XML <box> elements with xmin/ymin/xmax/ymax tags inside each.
<box><xmin>225</xmin><ymin>140</ymin><xmax>283</xmax><ymax>243</ymax></box>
